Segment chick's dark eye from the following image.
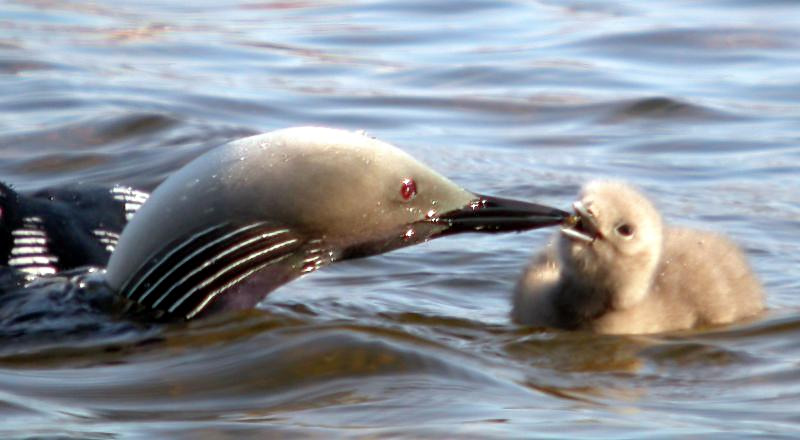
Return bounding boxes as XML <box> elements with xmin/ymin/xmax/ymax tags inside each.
<box><xmin>616</xmin><ymin>223</ymin><xmax>634</xmax><ymax>237</ymax></box>
<box><xmin>400</xmin><ymin>178</ymin><xmax>417</xmax><ymax>201</ymax></box>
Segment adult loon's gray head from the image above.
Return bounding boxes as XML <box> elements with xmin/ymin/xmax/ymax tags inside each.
<box><xmin>106</xmin><ymin>127</ymin><xmax>567</xmax><ymax>320</ymax></box>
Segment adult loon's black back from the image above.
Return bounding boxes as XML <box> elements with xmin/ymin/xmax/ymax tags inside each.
<box><xmin>0</xmin><ymin>182</ymin><xmax>148</xmax><ymax>279</ymax></box>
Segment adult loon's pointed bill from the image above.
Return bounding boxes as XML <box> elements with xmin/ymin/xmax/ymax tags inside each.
<box><xmin>106</xmin><ymin>127</ymin><xmax>568</xmax><ymax>320</ymax></box>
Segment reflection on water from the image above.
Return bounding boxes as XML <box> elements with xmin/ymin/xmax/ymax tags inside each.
<box><xmin>1</xmin><ymin>0</ymin><xmax>799</xmax><ymax>438</ymax></box>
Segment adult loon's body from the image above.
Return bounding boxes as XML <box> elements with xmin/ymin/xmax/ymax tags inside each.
<box><xmin>2</xmin><ymin>127</ymin><xmax>568</xmax><ymax>321</ymax></box>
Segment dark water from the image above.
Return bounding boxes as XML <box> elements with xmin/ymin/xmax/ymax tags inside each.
<box><xmin>2</xmin><ymin>0</ymin><xmax>800</xmax><ymax>438</ymax></box>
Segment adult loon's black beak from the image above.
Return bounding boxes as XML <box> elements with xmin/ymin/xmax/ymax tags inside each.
<box><xmin>433</xmin><ymin>194</ymin><xmax>570</xmax><ymax>236</ymax></box>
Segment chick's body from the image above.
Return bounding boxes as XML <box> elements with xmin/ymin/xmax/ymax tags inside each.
<box><xmin>513</xmin><ymin>181</ymin><xmax>764</xmax><ymax>334</ymax></box>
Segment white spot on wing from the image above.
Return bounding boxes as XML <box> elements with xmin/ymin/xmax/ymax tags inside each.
<box><xmin>9</xmin><ymin>255</ymin><xmax>57</xmax><ymax>265</ymax></box>
<box><xmin>111</xmin><ymin>186</ymin><xmax>149</xmax><ymax>221</ymax></box>
<box><xmin>14</xmin><ymin>237</ymin><xmax>46</xmax><ymax>245</ymax></box>
<box><xmin>8</xmin><ymin>217</ymin><xmax>58</xmax><ymax>278</ymax></box>
<box><xmin>93</xmin><ymin>229</ymin><xmax>120</xmax><ymax>253</ymax></box>
<box><xmin>10</xmin><ymin>246</ymin><xmax>47</xmax><ymax>255</ymax></box>
<box><xmin>11</xmin><ymin>229</ymin><xmax>46</xmax><ymax>237</ymax></box>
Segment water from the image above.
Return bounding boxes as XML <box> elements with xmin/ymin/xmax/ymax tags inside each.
<box><xmin>1</xmin><ymin>0</ymin><xmax>800</xmax><ymax>438</ymax></box>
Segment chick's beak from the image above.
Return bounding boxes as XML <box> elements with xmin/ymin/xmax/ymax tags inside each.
<box><xmin>560</xmin><ymin>200</ymin><xmax>602</xmax><ymax>243</ymax></box>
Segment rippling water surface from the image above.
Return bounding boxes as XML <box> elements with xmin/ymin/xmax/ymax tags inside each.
<box><xmin>2</xmin><ymin>0</ymin><xmax>800</xmax><ymax>438</ymax></box>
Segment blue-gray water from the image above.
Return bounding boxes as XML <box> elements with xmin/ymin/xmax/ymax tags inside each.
<box><xmin>2</xmin><ymin>0</ymin><xmax>800</xmax><ymax>438</ymax></box>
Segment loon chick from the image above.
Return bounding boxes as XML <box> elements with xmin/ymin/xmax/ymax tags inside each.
<box><xmin>512</xmin><ymin>180</ymin><xmax>764</xmax><ymax>334</ymax></box>
<box><xmin>106</xmin><ymin>127</ymin><xmax>568</xmax><ymax>320</ymax></box>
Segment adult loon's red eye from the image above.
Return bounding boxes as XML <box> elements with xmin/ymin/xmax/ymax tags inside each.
<box><xmin>400</xmin><ymin>178</ymin><xmax>417</xmax><ymax>201</ymax></box>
